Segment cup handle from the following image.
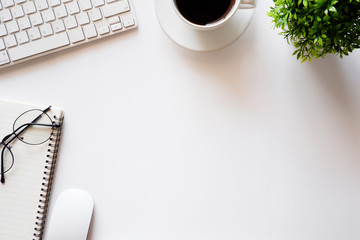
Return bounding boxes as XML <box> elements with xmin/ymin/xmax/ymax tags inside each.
<box><xmin>239</xmin><ymin>0</ymin><xmax>256</xmax><ymax>9</ymax></box>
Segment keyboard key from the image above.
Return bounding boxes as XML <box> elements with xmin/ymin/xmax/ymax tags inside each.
<box><xmin>27</xmin><ymin>27</ymin><xmax>41</xmax><ymax>40</ymax></box>
<box><xmin>76</xmin><ymin>12</ymin><xmax>89</xmax><ymax>25</ymax></box>
<box><xmin>101</xmin><ymin>0</ymin><xmax>130</xmax><ymax>18</ymax></box>
<box><xmin>48</xmin><ymin>0</ymin><xmax>61</xmax><ymax>7</ymax></box>
<box><xmin>108</xmin><ymin>16</ymin><xmax>120</xmax><ymax>24</ymax></box>
<box><xmin>0</xmin><ymin>9</ymin><xmax>13</xmax><ymax>22</ymax></box>
<box><xmin>35</xmin><ymin>0</ymin><xmax>49</xmax><ymax>11</ymax></box>
<box><xmin>66</xmin><ymin>1</ymin><xmax>80</xmax><ymax>15</ymax></box>
<box><xmin>23</xmin><ymin>2</ymin><xmax>36</xmax><ymax>14</ymax></box>
<box><xmin>8</xmin><ymin>32</ymin><xmax>70</xmax><ymax>61</ymax></box>
<box><xmin>92</xmin><ymin>0</ymin><xmax>104</xmax><ymax>7</ymax></box>
<box><xmin>110</xmin><ymin>22</ymin><xmax>122</xmax><ymax>31</ymax></box>
<box><xmin>0</xmin><ymin>51</ymin><xmax>10</xmax><ymax>65</ymax></box>
<box><xmin>30</xmin><ymin>12</ymin><xmax>44</xmax><ymax>26</ymax></box>
<box><xmin>88</xmin><ymin>8</ymin><xmax>102</xmax><ymax>21</ymax></box>
<box><xmin>83</xmin><ymin>23</ymin><xmax>97</xmax><ymax>38</ymax></box>
<box><xmin>11</xmin><ymin>5</ymin><xmax>24</xmax><ymax>19</ymax></box>
<box><xmin>52</xmin><ymin>19</ymin><xmax>65</xmax><ymax>32</ymax></box>
<box><xmin>3</xmin><ymin>0</ymin><xmax>15</xmax><ymax>8</ymax></box>
<box><xmin>68</xmin><ymin>27</ymin><xmax>85</xmax><ymax>43</ymax></box>
<box><xmin>4</xmin><ymin>35</ymin><xmax>17</xmax><ymax>48</ymax></box>
<box><xmin>40</xmin><ymin>23</ymin><xmax>53</xmax><ymax>36</ymax></box>
<box><xmin>6</xmin><ymin>21</ymin><xmax>19</xmax><ymax>33</ymax></box>
<box><xmin>0</xmin><ymin>24</ymin><xmax>7</xmax><ymax>36</ymax></box>
<box><xmin>54</xmin><ymin>5</ymin><xmax>67</xmax><ymax>18</ymax></box>
<box><xmin>0</xmin><ymin>39</ymin><xmax>5</xmax><ymax>50</ymax></box>
<box><xmin>96</xmin><ymin>24</ymin><xmax>109</xmax><ymax>35</ymax></box>
<box><xmin>123</xmin><ymin>18</ymin><xmax>134</xmax><ymax>28</ymax></box>
<box><xmin>15</xmin><ymin>31</ymin><xmax>29</xmax><ymax>44</ymax></box>
<box><xmin>79</xmin><ymin>0</ymin><xmax>92</xmax><ymax>11</ymax></box>
<box><xmin>42</xmin><ymin>9</ymin><xmax>55</xmax><ymax>22</ymax></box>
<box><xmin>17</xmin><ymin>16</ymin><xmax>31</xmax><ymax>30</ymax></box>
<box><xmin>64</xmin><ymin>15</ymin><xmax>77</xmax><ymax>29</ymax></box>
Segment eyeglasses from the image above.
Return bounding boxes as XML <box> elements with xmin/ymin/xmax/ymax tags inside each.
<box><xmin>0</xmin><ymin>106</ymin><xmax>61</xmax><ymax>184</ymax></box>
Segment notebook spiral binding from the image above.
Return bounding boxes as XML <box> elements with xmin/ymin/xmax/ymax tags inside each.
<box><xmin>33</xmin><ymin>115</ymin><xmax>64</xmax><ymax>240</ymax></box>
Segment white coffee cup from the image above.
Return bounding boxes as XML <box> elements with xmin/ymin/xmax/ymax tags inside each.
<box><xmin>173</xmin><ymin>0</ymin><xmax>256</xmax><ymax>31</ymax></box>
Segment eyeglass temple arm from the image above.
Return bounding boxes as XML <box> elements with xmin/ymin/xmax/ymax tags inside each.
<box><xmin>1</xmin><ymin>147</ymin><xmax>7</xmax><ymax>183</ymax></box>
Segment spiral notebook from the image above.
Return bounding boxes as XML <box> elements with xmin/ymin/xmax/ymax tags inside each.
<box><xmin>0</xmin><ymin>99</ymin><xmax>64</xmax><ymax>240</ymax></box>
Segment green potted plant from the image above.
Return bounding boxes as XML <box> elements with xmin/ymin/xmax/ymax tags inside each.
<box><xmin>268</xmin><ymin>0</ymin><xmax>360</xmax><ymax>62</ymax></box>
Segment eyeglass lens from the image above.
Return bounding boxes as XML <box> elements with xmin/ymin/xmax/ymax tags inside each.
<box><xmin>12</xmin><ymin>109</ymin><xmax>54</xmax><ymax>145</ymax></box>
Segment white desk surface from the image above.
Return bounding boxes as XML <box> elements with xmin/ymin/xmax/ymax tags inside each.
<box><xmin>1</xmin><ymin>0</ymin><xmax>360</xmax><ymax>239</ymax></box>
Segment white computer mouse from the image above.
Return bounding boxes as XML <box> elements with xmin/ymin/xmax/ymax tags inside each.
<box><xmin>46</xmin><ymin>189</ymin><xmax>94</xmax><ymax>240</ymax></box>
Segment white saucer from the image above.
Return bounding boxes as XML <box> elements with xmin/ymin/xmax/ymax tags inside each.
<box><xmin>155</xmin><ymin>0</ymin><xmax>255</xmax><ymax>52</ymax></box>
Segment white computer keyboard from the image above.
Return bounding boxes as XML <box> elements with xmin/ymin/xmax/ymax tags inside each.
<box><xmin>0</xmin><ymin>0</ymin><xmax>137</xmax><ymax>68</ymax></box>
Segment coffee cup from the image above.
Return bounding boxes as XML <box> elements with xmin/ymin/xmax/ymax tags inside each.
<box><xmin>173</xmin><ymin>0</ymin><xmax>256</xmax><ymax>31</ymax></box>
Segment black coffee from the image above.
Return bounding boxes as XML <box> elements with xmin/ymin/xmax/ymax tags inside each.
<box><xmin>175</xmin><ymin>0</ymin><xmax>234</xmax><ymax>25</ymax></box>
